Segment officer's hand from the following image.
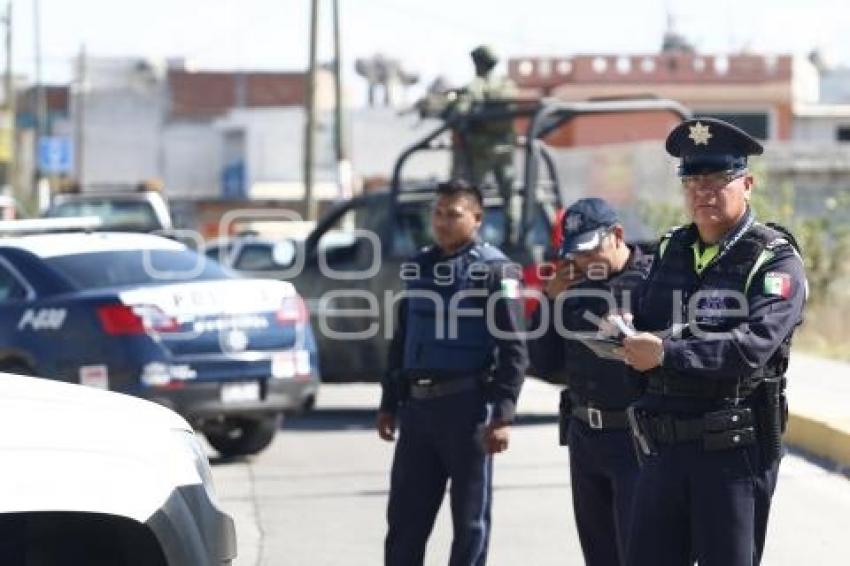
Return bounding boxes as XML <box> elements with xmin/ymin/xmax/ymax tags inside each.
<box><xmin>376</xmin><ymin>411</ymin><xmax>397</xmax><ymax>442</ymax></box>
<box><xmin>622</xmin><ymin>333</ymin><xmax>664</xmax><ymax>371</ymax></box>
<box><xmin>543</xmin><ymin>261</ymin><xmax>583</xmax><ymax>298</ymax></box>
<box><xmin>482</xmin><ymin>421</ymin><xmax>511</xmax><ymax>454</ymax></box>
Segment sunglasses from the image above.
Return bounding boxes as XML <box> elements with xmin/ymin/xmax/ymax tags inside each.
<box><xmin>680</xmin><ymin>170</ymin><xmax>747</xmax><ymax>191</ymax></box>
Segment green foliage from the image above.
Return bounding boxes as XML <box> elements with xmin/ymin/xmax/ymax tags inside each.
<box><xmin>636</xmin><ymin>198</ymin><xmax>688</xmax><ymax>239</ymax></box>
<box><xmin>751</xmin><ymin>176</ymin><xmax>850</xmax><ymax>305</ymax></box>
<box><xmin>638</xmin><ymin>162</ymin><xmax>850</xmax><ymax>306</ymax></box>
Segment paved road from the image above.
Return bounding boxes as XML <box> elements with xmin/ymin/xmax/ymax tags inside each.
<box><xmin>209</xmin><ymin>381</ymin><xmax>850</xmax><ymax>566</ymax></box>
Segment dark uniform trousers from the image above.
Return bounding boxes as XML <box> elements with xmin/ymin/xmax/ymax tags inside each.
<box><xmin>626</xmin><ymin>442</ymin><xmax>779</xmax><ymax>566</ymax></box>
<box><xmin>385</xmin><ymin>389</ymin><xmax>493</xmax><ymax>566</ymax></box>
<box><xmin>568</xmin><ymin>421</ymin><xmax>639</xmax><ymax>566</ymax></box>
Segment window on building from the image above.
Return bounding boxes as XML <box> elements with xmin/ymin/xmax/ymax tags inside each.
<box><xmin>694</xmin><ymin>112</ymin><xmax>770</xmax><ymax>140</ymax></box>
<box><xmin>836</xmin><ymin>126</ymin><xmax>850</xmax><ymax>142</ymax></box>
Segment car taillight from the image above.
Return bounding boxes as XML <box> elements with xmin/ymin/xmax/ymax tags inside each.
<box><xmin>97</xmin><ymin>304</ymin><xmax>179</xmax><ymax>335</ymax></box>
<box><xmin>276</xmin><ymin>296</ymin><xmax>308</xmax><ymax>324</ymax></box>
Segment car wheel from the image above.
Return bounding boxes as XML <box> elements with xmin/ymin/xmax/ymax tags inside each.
<box><xmin>204</xmin><ymin>414</ymin><xmax>281</xmax><ymax>458</ymax></box>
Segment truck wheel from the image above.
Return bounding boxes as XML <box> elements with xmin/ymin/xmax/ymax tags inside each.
<box><xmin>204</xmin><ymin>415</ymin><xmax>281</xmax><ymax>458</ymax></box>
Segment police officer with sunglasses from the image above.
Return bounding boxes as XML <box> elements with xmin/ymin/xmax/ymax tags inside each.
<box><xmin>622</xmin><ymin>118</ymin><xmax>807</xmax><ymax>566</ymax></box>
<box><xmin>529</xmin><ymin>197</ymin><xmax>653</xmax><ymax>566</ymax></box>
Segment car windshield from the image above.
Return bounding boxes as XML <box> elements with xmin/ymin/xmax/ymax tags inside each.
<box><xmin>48</xmin><ymin>200</ymin><xmax>160</xmax><ymax>230</ymax></box>
<box><xmin>45</xmin><ymin>249</ymin><xmax>235</xmax><ymax>289</ymax></box>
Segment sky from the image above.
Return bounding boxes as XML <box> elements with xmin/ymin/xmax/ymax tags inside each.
<box><xmin>8</xmin><ymin>0</ymin><xmax>849</xmax><ymax>103</ymax></box>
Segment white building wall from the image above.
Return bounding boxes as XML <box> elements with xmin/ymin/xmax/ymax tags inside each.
<box><xmin>70</xmin><ymin>57</ymin><xmax>453</xmax><ymax>200</ymax></box>
<box><xmin>162</xmin><ymin>122</ymin><xmax>223</xmax><ymax>197</ymax></box>
<box><xmin>792</xmin><ymin>109</ymin><xmax>850</xmax><ymax>143</ymax></box>
<box><xmin>72</xmin><ymin>58</ymin><xmax>165</xmax><ymax>188</ymax></box>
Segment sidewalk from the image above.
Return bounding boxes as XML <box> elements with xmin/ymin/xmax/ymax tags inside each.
<box><xmin>785</xmin><ymin>352</ymin><xmax>850</xmax><ymax>472</ymax></box>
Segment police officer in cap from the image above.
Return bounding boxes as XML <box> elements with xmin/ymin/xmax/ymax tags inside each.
<box><xmin>622</xmin><ymin>118</ymin><xmax>807</xmax><ymax>565</ymax></box>
<box><xmin>529</xmin><ymin>197</ymin><xmax>651</xmax><ymax>566</ymax></box>
<box><xmin>377</xmin><ymin>179</ymin><xmax>528</xmax><ymax>566</ymax></box>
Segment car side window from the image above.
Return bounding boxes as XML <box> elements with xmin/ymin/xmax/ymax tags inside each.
<box><xmin>234</xmin><ymin>244</ymin><xmax>277</xmax><ymax>271</ymax></box>
<box><xmin>391</xmin><ymin>204</ymin><xmax>431</xmax><ymax>258</ymax></box>
<box><xmin>0</xmin><ymin>264</ymin><xmax>28</xmax><ymax>302</ymax></box>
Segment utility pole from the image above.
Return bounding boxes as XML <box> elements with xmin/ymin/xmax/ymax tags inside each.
<box><xmin>74</xmin><ymin>44</ymin><xmax>86</xmax><ymax>188</ymax></box>
<box><xmin>33</xmin><ymin>0</ymin><xmax>49</xmax><ymax>210</ymax></box>
<box><xmin>1</xmin><ymin>1</ymin><xmax>14</xmax><ymax>199</ymax></box>
<box><xmin>332</xmin><ymin>0</ymin><xmax>351</xmax><ymax>200</ymax></box>
<box><xmin>303</xmin><ymin>0</ymin><xmax>319</xmax><ymax>221</ymax></box>
<box><xmin>33</xmin><ymin>0</ymin><xmax>46</xmax><ymax>137</ymax></box>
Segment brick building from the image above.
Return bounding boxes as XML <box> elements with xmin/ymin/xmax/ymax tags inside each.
<box><xmin>507</xmin><ymin>52</ymin><xmax>819</xmax><ymax>146</ymax></box>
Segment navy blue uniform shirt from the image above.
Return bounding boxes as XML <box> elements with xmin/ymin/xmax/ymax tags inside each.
<box><xmin>529</xmin><ymin>244</ymin><xmax>651</xmax><ymax>408</ymax></box>
<box><xmin>633</xmin><ymin>211</ymin><xmax>807</xmax><ymax>413</ymax></box>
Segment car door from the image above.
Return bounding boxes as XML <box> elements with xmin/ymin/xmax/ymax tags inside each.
<box><xmin>289</xmin><ymin>195</ymin><xmax>390</xmax><ymax>382</ymax></box>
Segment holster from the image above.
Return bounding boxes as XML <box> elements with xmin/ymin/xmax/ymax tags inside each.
<box><xmin>752</xmin><ymin>376</ymin><xmax>787</xmax><ymax>467</ymax></box>
<box><xmin>558</xmin><ymin>389</ymin><xmax>572</xmax><ymax>446</ymax></box>
<box><xmin>625</xmin><ymin>406</ymin><xmax>657</xmax><ymax>466</ymax></box>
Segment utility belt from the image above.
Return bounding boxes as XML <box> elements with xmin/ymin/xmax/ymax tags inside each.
<box><xmin>571</xmin><ymin>405</ymin><xmax>630</xmax><ymax>430</ymax></box>
<box><xmin>647</xmin><ymin>373</ymin><xmax>747</xmax><ymax>399</ymax></box>
<box><xmin>626</xmin><ymin>406</ymin><xmax>756</xmax><ymax>458</ymax></box>
<box><xmin>404</xmin><ymin>370</ymin><xmax>488</xmax><ymax>401</ymax></box>
<box><xmin>558</xmin><ymin>390</ymin><xmax>629</xmax><ymax>446</ymax></box>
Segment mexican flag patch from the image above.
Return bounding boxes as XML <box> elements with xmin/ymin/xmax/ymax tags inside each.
<box><xmin>500</xmin><ymin>278</ymin><xmax>521</xmax><ymax>299</ymax></box>
<box><xmin>763</xmin><ymin>272</ymin><xmax>792</xmax><ymax>298</ymax></box>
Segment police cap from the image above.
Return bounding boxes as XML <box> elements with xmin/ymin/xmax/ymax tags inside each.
<box><xmin>559</xmin><ymin>198</ymin><xmax>619</xmax><ymax>257</ymax></box>
<box><xmin>665</xmin><ymin>117</ymin><xmax>763</xmax><ymax>176</ymax></box>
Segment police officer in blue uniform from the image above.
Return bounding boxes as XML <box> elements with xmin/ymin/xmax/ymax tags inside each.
<box><xmin>377</xmin><ymin>179</ymin><xmax>528</xmax><ymax>566</ymax></box>
<box><xmin>622</xmin><ymin>118</ymin><xmax>807</xmax><ymax>566</ymax></box>
<box><xmin>529</xmin><ymin>198</ymin><xmax>652</xmax><ymax>566</ymax></box>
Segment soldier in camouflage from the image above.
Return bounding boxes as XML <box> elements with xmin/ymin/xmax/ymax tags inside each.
<box><xmin>452</xmin><ymin>45</ymin><xmax>518</xmax><ymax>207</ymax></box>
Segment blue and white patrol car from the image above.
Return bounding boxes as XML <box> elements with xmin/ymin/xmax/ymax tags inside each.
<box><xmin>0</xmin><ymin>231</ymin><xmax>320</xmax><ymax>457</ymax></box>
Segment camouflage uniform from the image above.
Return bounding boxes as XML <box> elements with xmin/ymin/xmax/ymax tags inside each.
<box><xmin>451</xmin><ymin>73</ymin><xmax>518</xmax><ymax>204</ymax></box>
<box><xmin>451</xmin><ymin>46</ymin><xmax>518</xmax><ymax>204</ymax></box>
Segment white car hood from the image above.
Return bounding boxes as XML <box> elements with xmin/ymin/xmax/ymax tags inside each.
<box><xmin>0</xmin><ymin>374</ymin><xmax>202</xmax><ymax>522</ymax></box>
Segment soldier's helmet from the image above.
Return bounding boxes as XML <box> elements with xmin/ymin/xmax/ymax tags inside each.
<box><xmin>471</xmin><ymin>45</ymin><xmax>499</xmax><ymax>71</ymax></box>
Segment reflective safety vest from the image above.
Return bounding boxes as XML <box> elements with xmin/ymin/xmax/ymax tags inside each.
<box><xmin>639</xmin><ymin>222</ymin><xmax>797</xmax><ymax>392</ymax></box>
<box><xmin>403</xmin><ymin>243</ymin><xmax>507</xmax><ymax>374</ymax></box>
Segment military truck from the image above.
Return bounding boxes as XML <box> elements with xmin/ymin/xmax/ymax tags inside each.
<box><xmin>220</xmin><ymin>98</ymin><xmax>691</xmax><ymax>384</ymax></box>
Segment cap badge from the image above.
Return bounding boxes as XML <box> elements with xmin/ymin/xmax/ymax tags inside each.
<box><xmin>688</xmin><ymin>121</ymin><xmax>713</xmax><ymax>146</ymax></box>
<box><xmin>565</xmin><ymin>214</ymin><xmax>582</xmax><ymax>232</ymax></box>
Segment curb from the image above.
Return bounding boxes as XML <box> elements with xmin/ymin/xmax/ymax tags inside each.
<box><xmin>785</xmin><ymin>411</ymin><xmax>850</xmax><ymax>471</ymax></box>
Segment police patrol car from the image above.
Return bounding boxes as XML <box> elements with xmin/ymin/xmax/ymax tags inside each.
<box><xmin>0</xmin><ymin>230</ymin><xmax>319</xmax><ymax>457</ymax></box>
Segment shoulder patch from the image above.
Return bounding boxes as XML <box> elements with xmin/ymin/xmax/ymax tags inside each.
<box><xmin>763</xmin><ymin>272</ymin><xmax>792</xmax><ymax>299</ymax></box>
<box><xmin>500</xmin><ymin>278</ymin><xmax>521</xmax><ymax>299</ymax></box>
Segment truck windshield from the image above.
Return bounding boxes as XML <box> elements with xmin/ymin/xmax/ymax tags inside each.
<box><xmin>48</xmin><ymin>200</ymin><xmax>160</xmax><ymax>231</ymax></box>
